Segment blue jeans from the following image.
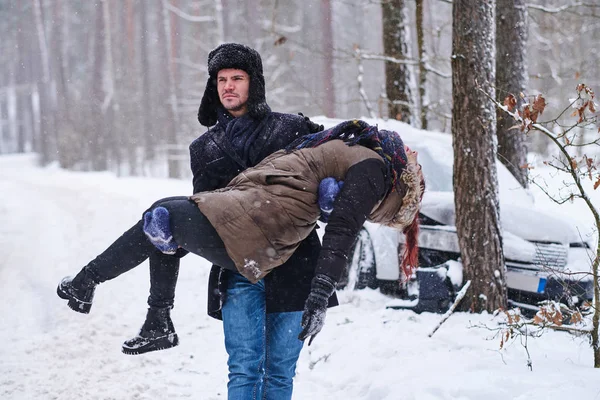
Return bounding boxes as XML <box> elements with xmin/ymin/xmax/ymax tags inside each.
<box><xmin>222</xmin><ymin>272</ymin><xmax>304</xmax><ymax>400</ymax></box>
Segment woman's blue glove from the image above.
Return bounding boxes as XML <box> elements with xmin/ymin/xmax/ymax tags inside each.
<box><xmin>318</xmin><ymin>177</ymin><xmax>344</xmax><ymax>223</ymax></box>
<box><xmin>143</xmin><ymin>207</ymin><xmax>178</xmax><ymax>254</ymax></box>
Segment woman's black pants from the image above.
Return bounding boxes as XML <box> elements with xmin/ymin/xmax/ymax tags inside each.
<box><xmin>84</xmin><ymin>196</ymin><xmax>236</xmax><ymax>308</ymax></box>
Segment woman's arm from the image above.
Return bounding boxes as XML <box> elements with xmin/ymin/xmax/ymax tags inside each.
<box><xmin>299</xmin><ymin>158</ymin><xmax>389</xmax><ymax>344</ymax></box>
<box><xmin>316</xmin><ymin>158</ymin><xmax>389</xmax><ymax>282</ymax></box>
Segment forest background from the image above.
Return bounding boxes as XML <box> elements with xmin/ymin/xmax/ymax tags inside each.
<box><xmin>1</xmin><ymin>0</ymin><xmax>598</xmax><ymax>179</ymax></box>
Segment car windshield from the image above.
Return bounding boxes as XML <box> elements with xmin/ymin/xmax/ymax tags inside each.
<box><xmin>411</xmin><ymin>141</ymin><xmax>533</xmax><ymax>206</ymax></box>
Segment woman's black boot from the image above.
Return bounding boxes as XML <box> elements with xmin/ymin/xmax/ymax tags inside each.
<box><xmin>57</xmin><ymin>267</ymin><xmax>99</xmax><ymax>314</ymax></box>
<box><xmin>122</xmin><ymin>306</ymin><xmax>179</xmax><ymax>355</ymax></box>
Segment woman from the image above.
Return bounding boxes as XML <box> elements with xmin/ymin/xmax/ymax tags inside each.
<box><xmin>57</xmin><ymin>119</ymin><xmax>424</xmax><ymax>345</ymax></box>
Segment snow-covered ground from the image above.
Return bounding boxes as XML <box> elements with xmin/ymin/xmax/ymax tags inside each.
<box><xmin>1</xmin><ymin>127</ymin><xmax>600</xmax><ymax>399</ymax></box>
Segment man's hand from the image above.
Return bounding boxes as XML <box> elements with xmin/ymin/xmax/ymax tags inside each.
<box><xmin>299</xmin><ymin>113</ymin><xmax>324</xmax><ymax>133</ymax></box>
<box><xmin>298</xmin><ymin>274</ymin><xmax>337</xmax><ymax>345</ymax></box>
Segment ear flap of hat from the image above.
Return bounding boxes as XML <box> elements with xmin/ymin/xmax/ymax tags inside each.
<box><xmin>246</xmin><ymin>74</ymin><xmax>270</xmax><ymax>120</ymax></box>
<box><xmin>198</xmin><ymin>77</ymin><xmax>219</xmax><ymax>127</ymax></box>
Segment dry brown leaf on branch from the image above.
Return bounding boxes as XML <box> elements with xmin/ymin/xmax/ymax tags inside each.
<box><xmin>586</xmin><ymin>86</ymin><xmax>595</xmax><ymax>98</ymax></box>
<box><xmin>594</xmin><ymin>176</ymin><xmax>600</xmax><ymax>190</ymax></box>
<box><xmin>520</xmin><ymin>163</ymin><xmax>534</xmax><ymax>170</ymax></box>
<box><xmin>551</xmin><ymin>310</ymin><xmax>563</xmax><ymax>326</ymax></box>
<box><xmin>533</xmin><ymin>94</ymin><xmax>547</xmax><ymax>115</ymax></box>
<box><xmin>527</xmin><ymin>95</ymin><xmax>546</xmax><ymax>124</ymax></box>
<box><xmin>570</xmin><ymin>157</ymin><xmax>578</xmax><ymax>170</ymax></box>
<box><xmin>585</xmin><ymin>156</ymin><xmax>593</xmax><ymax>169</ymax></box>
<box><xmin>273</xmin><ymin>36</ymin><xmax>287</xmax><ymax>46</ymax></box>
<box><xmin>585</xmin><ymin>156</ymin><xmax>594</xmax><ymax>180</ymax></box>
<box><xmin>578</xmin><ymin>107</ymin><xmax>585</xmax><ymax>123</ymax></box>
<box><xmin>570</xmin><ymin>311</ymin><xmax>583</xmax><ymax>325</ymax></box>
<box><xmin>504</xmin><ymin>94</ymin><xmax>517</xmax><ymax>112</ymax></box>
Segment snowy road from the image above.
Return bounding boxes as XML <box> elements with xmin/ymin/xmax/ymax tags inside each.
<box><xmin>0</xmin><ymin>155</ymin><xmax>228</xmax><ymax>399</ymax></box>
<box><xmin>1</xmin><ymin>154</ymin><xmax>599</xmax><ymax>400</ymax></box>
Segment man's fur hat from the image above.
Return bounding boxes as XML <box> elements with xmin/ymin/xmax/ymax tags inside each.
<box><xmin>197</xmin><ymin>43</ymin><xmax>270</xmax><ymax>126</ymax></box>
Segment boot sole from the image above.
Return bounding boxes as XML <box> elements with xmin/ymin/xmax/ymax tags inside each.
<box><xmin>122</xmin><ymin>334</ymin><xmax>180</xmax><ymax>355</ymax></box>
<box><xmin>56</xmin><ymin>285</ymin><xmax>93</xmax><ymax>314</ymax></box>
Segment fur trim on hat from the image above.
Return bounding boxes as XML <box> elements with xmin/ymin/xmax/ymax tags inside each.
<box><xmin>198</xmin><ymin>43</ymin><xmax>270</xmax><ymax>126</ymax></box>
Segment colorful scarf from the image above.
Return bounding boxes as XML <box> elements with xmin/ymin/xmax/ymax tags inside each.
<box><xmin>288</xmin><ymin>119</ymin><xmax>408</xmax><ymax>192</ymax></box>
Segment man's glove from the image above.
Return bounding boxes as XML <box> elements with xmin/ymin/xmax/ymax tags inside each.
<box><xmin>298</xmin><ymin>274</ymin><xmax>337</xmax><ymax>345</ymax></box>
<box><xmin>299</xmin><ymin>113</ymin><xmax>324</xmax><ymax>133</ymax></box>
<box><xmin>318</xmin><ymin>177</ymin><xmax>344</xmax><ymax>223</ymax></box>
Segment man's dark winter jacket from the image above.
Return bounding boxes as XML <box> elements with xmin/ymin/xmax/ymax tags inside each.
<box><xmin>189</xmin><ymin>111</ymin><xmax>338</xmax><ymax>319</ymax></box>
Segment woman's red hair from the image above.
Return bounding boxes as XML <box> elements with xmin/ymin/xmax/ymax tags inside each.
<box><xmin>400</xmin><ymin>216</ymin><xmax>419</xmax><ymax>280</ymax></box>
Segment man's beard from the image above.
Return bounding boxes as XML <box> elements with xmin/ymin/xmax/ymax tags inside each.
<box><xmin>225</xmin><ymin>101</ymin><xmax>247</xmax><ymax>113</ymax></box>
<box><xmin>226</xmin><ymin>103</ymin><xmax>245</xmax><ymax>111</ymax></box>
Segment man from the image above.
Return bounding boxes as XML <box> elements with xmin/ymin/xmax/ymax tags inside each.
<box><xmin>141</xmin><ymin>43</ymin><xmax>337</xmax><ymax>399</ymax></box>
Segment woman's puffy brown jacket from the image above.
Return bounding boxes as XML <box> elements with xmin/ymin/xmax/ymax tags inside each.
<box><xmin>191</xmin><ymin>139</ymin><xmax>406</xmax><ymax>283</ymax></box>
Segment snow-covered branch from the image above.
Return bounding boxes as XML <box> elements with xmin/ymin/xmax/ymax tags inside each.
<box><xmin>164</xmin><ymin>1</ymin><xmax>215</xmax><ymax>22</ymax></box>
<box><xmin>429</xmin><ymin>280</ymin><xmax>471</xmax><ymax>338</ymax></box>
<box><xmin>356</xmin><ymin>52</ymin><xmax>419</xmax><ymax>66</ymax></box>
<box><xmin>527</xmin><ymin>2</ymin><xmax>600</xmax><ymax>14</ymax></box>
<box><xmin>423</xmin><ymin>62</ymin><xmax>451</xmax><ymax>79</ymax></box>
<box><xmin>354</xmin><ymin>48</ymin><xmax>377</xmax><ymax>119</ymax></box>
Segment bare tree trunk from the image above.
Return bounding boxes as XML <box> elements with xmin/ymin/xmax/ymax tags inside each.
<box><xmin>246</xmin><ymin>0</ymin><xmax>260</xmax><ymax>45</ymax></box>
<box><xmin>52</xmin><ymin>0</ymin><xmax>81</xmax><ymax>168</ymax></box>
<box><xmin>214</xmin><ymin>0</ymin><xmax>225</xmax><ymax>43</ymax></box>
<box><xmin>103</xmin><ymin>0</ymin><xmax>119</xmax><ymax>172</ymax></box>
<box><xmin>382</xmin><ymin>0</ymin><xmax>413</xmax><ymax>123</ymax></box>
<box><xmin>33</xmin><ymin>0</ymin><xmax>55</xmax><ymax>165</ymax></box>
<box><xmin>90</xmin><ymin>1</ymin><xmax>107</xmax><ymax>171</ymax></box>
<box><xmin>321</xmin><ymin>0</ymin><xmax>336</xmax><ymax>118</ymax></box>
<box><xmin>161</xmin><ymin>0</ymin><xmax>181</xmax><ymax>178</ymax></box>
<box><xmin>496</xmin><ymin>0</ymin><xmax>528</xmax><ymax>188</ymax></box>
<box><xmin>452</xmin><ymin>0</ymin><xmax>507</xmax><ymax>313</ymax></box>
<box><xmin>16</xmin><ymin>3</ymin><xmax>33</xmax><ymax>153</ymax></box>
<box><xmin>139</xmin><ymin>1</ymin><xmax>155</xmax><ymax>161</ymax></box>
<box><xmin>123</xmin><ymin>0</ymin><xmax>139</xmax><ymax>174</ymax></box>
<box><xmin>416</xmin><ymin>0</ymin><xmax>428</xmax><ymax>129</ymax></box>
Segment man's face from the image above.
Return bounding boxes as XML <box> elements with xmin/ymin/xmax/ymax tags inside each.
<box><xmin>217</xmin><ymin>69</ymin><xmax>250</xmax><ymax>117</ymax></box>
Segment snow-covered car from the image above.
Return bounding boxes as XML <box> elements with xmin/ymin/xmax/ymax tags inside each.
<box><xmin>341</xmin><ymin>133</ymin><xmax>594</xmax><ymax>314</ymax></box>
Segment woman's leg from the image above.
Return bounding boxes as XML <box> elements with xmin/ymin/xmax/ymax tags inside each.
<box><xmin>58</xmin><ymin>196</ymin><xmax>231</xmax><ymax>314</ymax></box>
<box><xmin>158</xmin><ymin>198</ymin><xmax>235</xmax><ymax>270</ymax></box>
<box><xmin>58</xmin><ymin>196</ymin><xmax>237</xmax><ymax>353</ymax></box>
<box><xmin>121</xmin><ymin>251</ymin><xmax>183</xmax><ymax>355</ymax></box>
<box><xmin>57</xmin><ymin>218</ymin><xmax>159</xmax><ymax>313</ymax></box>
